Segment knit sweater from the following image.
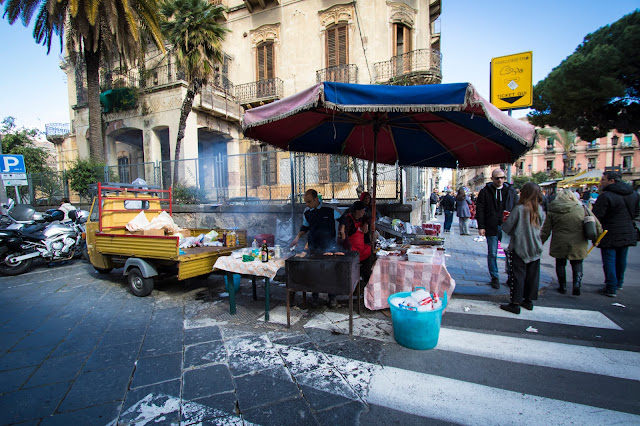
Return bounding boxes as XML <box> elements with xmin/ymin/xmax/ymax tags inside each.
<box><xmin>501</xmin><ymin>204</ymin><xmax>545</xmax><ymax>263</ymax></box>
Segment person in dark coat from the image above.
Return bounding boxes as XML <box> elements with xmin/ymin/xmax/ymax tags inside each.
<box><xmin>440</xmin><ymin>190</ymin><xmax>456</xmax><ymax>232</ymax></box>
<box><xmin>455</xmin><ymin>188</ymin><xmax>472</xmax><ymax>235</ymax></box>
<box><xmin>291</xmin><ymin>189</ymin><xmax>341</xmax><ymax>307</ymax></box>
<box><xmin>592</xmin><ymin>171</ymin><xmax>639</xmax><ymax>297</ymax></box>
<box><xmin>476</xmin><ymin>168</ymin><xmax>518</xmax><ymax>288</ymax></box>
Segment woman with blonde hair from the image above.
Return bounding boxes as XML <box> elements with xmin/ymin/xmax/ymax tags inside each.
<box><xmin>541</xmin><ymin>189</ymin><xmax>602</xmax><ymax>296</ymax></box>
<box><xmin>500</xmin><ymin>182</ymin><xmax>545</xmax><ymax>314</ymax></box>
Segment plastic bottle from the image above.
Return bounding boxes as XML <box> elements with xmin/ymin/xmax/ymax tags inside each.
<box><xmin>252</xmin><ymin>239</ymin><xmax>258</xmax><ymax>249</ymax></box>
<box><xmin>261</xmin><ymin>239</ymin><xmax>269</xmax><ymax>262</ymax></box>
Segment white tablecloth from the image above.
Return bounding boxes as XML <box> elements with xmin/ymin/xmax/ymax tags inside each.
<box><xmin>213</xmin><ymin>255</ymin><xmax>287</xmax><ymax>280</ymax></box>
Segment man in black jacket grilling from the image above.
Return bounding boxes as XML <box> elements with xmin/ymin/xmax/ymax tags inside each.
<box><xmin>291</xmin><ymin>189</ymin><xmax>341</xmax><ymax>307</ymax></box>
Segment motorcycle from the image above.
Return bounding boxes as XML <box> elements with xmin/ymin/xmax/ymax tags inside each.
<box><xmin>1</xmin><ymin>199</ymin><xmax>47</xmax><ymax>230</ymax></box>
<box><xmin>0</xmin><ymin>209</ymin><xmax>88</xmax><ymax>276</ymax></box>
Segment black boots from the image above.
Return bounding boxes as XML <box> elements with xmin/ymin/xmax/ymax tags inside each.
<box><xmin>557</xmin><ymin>275</ymin><xmax>567</xmax><ymax>294</ymax></box>
<box><xmin>500</xmin><ymin>303</ymin><xmax>521</xmax><ymax>314</ymax></box>
<box><xmin>573</xmin><ymin>272</ymin><xmax>583</xmax><ymax>296</ymax></box>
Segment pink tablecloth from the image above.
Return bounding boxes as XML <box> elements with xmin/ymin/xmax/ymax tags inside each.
<box><xmin>213</xmin><ymin>255</ymin><xmax>287</xmax><ymax>280</ymax></box>
<box><xmin>364</xmin><ymin>254</ymin><xmax>456</xmax><ymax>310</ymax></box>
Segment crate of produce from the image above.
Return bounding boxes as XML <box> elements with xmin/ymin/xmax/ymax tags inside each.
<box><xmin>407</xmin><ymin>248</ymin><xmax>437</xmax><ymax>263</ymax></box>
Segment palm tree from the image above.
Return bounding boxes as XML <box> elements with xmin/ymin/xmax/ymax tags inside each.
<box><xmin>159</xmin><ymin>0</ymin><xmax>229</xmax><ymax>183</ymax></box>
<box><xmin>538</xmin><ymin>127</ymin><xmax>577</xmax><ymax>177</ymax></box>
<box><xmin>2</xmin><ymin>0</ymin><xmax>164</xmax><ymax>162</ymax></box>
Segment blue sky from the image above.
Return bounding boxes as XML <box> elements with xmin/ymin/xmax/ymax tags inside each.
<box><xmin>0</xmin><ymin>1</ymin><xmax>638</xmax><ymax>131</ymax></box>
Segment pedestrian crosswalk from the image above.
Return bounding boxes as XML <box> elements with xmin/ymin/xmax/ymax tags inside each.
<box><xmin>300</xmin><ymin>298</ymin><xmax>640</xmax><ymax>423</ymax></box>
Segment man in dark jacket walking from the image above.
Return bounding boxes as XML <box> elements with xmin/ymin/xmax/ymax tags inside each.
<box><xmin>592</xmin><ymin>171</ymin><xmax>639</xmax><ymax>297</ymax></box>
<box><xmin>476</xmin><ymin>168</ymin><xmax>518</xmax><ymax>288</ymax></box>
<box><xmin>429</xmin><ymin>189</ymin><xmax>439</xmax><ymax>219</ymax></box>
<box><xmin>440</xmin><ymin>190</ymin><xmax>456</xmax><ymax>232</ymax></box>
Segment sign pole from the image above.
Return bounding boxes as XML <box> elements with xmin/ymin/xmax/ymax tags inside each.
<box><xmin>0</xmin><ymin>135</ymin><xmax>6</xmax><ymax>204</ymax></box>
<box><xmin>506</xmin><ymin>109</ymin><xmax>512</xmax><ymax>183</ymax></box>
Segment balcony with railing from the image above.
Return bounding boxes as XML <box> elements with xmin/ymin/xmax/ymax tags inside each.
<box><xmin>620</xmin><ymin>141</ymin><xmax>636</xmax><ymax>150</ymax></box>
<box><xmin>544</xmin><ymin>145</ymin><xmax>555</xmax><ymax>153</ymax></box>
<box><xmin>45</xmin><ymin>123</ymin><xmax>71</xmax><ymax>143</ymax></box>
<box><xmin>586</xmin><ymin>142</ymin><xmax>600</xmax><ymax>150</ymax></box>
<box><xmin>236</xmin><ymin>78</ymin><xmax>284</xmax><ymax>107</ymax></box>
<box><xmin>622</xmin><ymin>166</ymin><xmax>635</xmax><ymax>174</ymax></box>
<box><xmin>316</xmin><ymin>64</ymin><xmax>358</xmax><ymax>84</ymax></box>
<box><xmin>197</xmin><ymin>76</ymin><xmax>241</xmax><ymax>121</ymax></box>
<box><xmin>374</xmin><ymin>49</ymin><xmax>442</xmax><ymax>86</ymax></box>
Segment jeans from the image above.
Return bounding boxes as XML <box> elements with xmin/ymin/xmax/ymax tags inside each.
<box><xmin>458</xmin><ymin>217</ymin><xmax>469</xmax><ymax>235</ymax></box>
<box><xmin>601</xmin><ymin>247</ymin><xmax>628</xmax><ymax>292</ymax></box>
<box><xmin>444</xmin><ymin>211</ymin><xmax>454</xmax><ymax>231</ymax></box>
<box><xmin>486</xmin><ymin>226</ymin><xmax>503</xmax><ymax>280</ymax></box>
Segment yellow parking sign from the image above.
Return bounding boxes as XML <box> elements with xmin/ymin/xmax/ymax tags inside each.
<box><xmin>490</xmin><ymin>52</ymin><xmax>533</xmax><ymax>110</ymax></box>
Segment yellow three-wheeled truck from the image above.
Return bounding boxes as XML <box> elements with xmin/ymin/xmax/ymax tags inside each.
<box><xmin>86</xmin><ymin>183</ymin><xmax>245</xmax><ymax>296</ymax></box>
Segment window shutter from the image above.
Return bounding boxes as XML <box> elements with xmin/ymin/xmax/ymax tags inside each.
<box><xmin>269</xmin><ymin>152</ymin><xmax>277</xmax><ymax>184</ymax></box>
<box><xmin>257</xmin><ymin>45</ymin><xmax>265</xmax><ymax>81</ymax></box>
<box><xmin>338</xmin><ymin>26</ymin><xmax>348</xmax><ymax>65</ymax></box>
<box><xmin>327</xmin><ymin>27</ymin><xmax>336</xmax><ymax>66</ymax></box>
<box><xmin>318</xmin><ymin>155</ymin><xmax>330</xmax><ymax>183</ymax></box>
<box><xmin>266</xmin><ymin>43</ymin><xmax>274</xmax><ymax>79</ymax></box>
<box><xmin>250</xmin><ymin>146</ymin><xmax>261</xmax><ymax>187</ymax></box>
<box><xmin>256</xmin><ymin>43</ymin><xmax>275</xmax><ymax>81</ymax></box>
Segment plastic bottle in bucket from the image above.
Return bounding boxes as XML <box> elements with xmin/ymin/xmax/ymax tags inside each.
<box><xmin>387</xmin><ymin>289</ymin><xmax>448</xmax><ymax>350</ymax></box>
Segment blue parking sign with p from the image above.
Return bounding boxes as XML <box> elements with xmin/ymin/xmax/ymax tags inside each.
<box><xmin>0</xmin><ymin>155</ymin><xmax>26</xmax><ymax>173</ymax></box>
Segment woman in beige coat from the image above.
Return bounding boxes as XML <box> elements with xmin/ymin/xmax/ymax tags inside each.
<box><xmin>540</xmin><ymin>189</ymin><xmax>603</xmax><ymax>295</ymax></box>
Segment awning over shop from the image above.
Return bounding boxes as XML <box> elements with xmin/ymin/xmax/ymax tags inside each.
<box><xmin>571</xmin><ymin>170</ymin><xmax>604</xmax><ymax>186</ymax></box>
<box><xmin>557</xmin><ymin>171</ymin><xmax>587</xmax><ymax>188</ymax></box>
<box><xmin>539</xmin><ymin>180</ymin><xmax>560</xmax><ymax>187</ymax></box>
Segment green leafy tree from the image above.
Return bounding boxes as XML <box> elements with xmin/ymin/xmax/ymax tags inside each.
<box><xmin>159</xmin><ymin>0</ymin><xmax>229</xmax><ymax>183</ymax></box>
<box><xmin>0</xmin><ymin>117</ymin><xmax>50</xmax><ymax>173</ymax></box>
<box><xmin>528</xmin><ymin>11</ymin><xmax>640</xmax><ymax>141</ymax></box>
<box><xmin>68</xmin><ymin>158</ymin><xmax>106</xmax><ymax>200</ymax></box>
<box><xmin>1</xmin><ymin>0</ymin><xmax>165</xmax><ymax>162</ymax></box>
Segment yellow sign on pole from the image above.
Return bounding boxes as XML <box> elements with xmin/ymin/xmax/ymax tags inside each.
<box><xmin>490</xmin><ymin>51</ymin><xmax>533</xmax><ymax>110</ymax></box>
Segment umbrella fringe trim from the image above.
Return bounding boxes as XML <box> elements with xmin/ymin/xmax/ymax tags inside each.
<box><xmin>244</xmin><ymin>99</ymin><xmax>321</xmax><ymax>128</ymax></box>
<box><xmin>323</xmin><ymin>101</ymin><xmax>467</xmax><ymax>113</ymax></box>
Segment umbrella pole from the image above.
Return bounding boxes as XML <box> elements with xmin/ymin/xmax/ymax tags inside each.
<box><xmin>371</xmin><ymin>125</ymin><xmax>379</xmax><ymax>252</ymax></box>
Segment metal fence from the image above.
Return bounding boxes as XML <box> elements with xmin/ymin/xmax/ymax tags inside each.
<box><xmin>20</xmin><ymin>151</ymin><xmax>401</xmax><ymax>206</ymax></box>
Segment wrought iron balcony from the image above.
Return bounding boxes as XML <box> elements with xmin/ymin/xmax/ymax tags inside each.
<box><xmin>545</xmin><ymin>145</ymin><xmax>555</xmax><ymax>153</ymax></box>
<box><xmin>374</xmin><ymin>49</ymin><xmax>442</xmax><ymax>86</ymax></box>
<box><xmin>586</xmin><ymin>143</ymin><xmax>600</xmax><ymax>150</ymax></box>
<box><xmin>316</xmin><ymin>64</ymin><xmax>358</xmax><ymax>84</ymax></box>
<box><xmin>236</xmin><ymin>78</ymin><xmax>284</xmax><ymax>107</ymax></box>
<box><xmin>622</xmin><ymin>167</ymin><xmax>635</xmax><ymax>174</ymax></box>
<box><xmin>620</xmin><ymin>141</ymin><xmax>635</xmax><ymax>150</ymax></box>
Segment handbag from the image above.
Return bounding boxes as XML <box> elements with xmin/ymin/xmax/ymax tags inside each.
<box><xmin>634</xmin><ymin>221</ymin><xmax>640</xmax><ymax>242</ymax></box>
<box><xmin>583</xmin><ymin>206</ymin><xmax>598</xmax><ymax>241</ymax></box>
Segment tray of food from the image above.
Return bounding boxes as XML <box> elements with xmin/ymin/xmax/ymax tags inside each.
<box><xmin>409</xmin><ymin>236</ymin><xmax>444</xmax><ymax>246</ymax></box>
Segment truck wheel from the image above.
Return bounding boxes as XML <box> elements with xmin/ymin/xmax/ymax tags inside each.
<box><xmin>94</xmin><ymin>267</ymin><xmax>113</xmax><ymax>274</ymax></box>
<box><xmin>128</xmin><ymin>267</ymin><xmax>154</xmax><ymax>297</ymax></box>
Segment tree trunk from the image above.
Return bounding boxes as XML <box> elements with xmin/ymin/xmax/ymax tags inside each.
<box><xmin>366</xmin><ymin>161</ymin><xmax>373</xmax><ymax>192</ymax></box>
<box><xmin>353</xmin><ymin>158</ymin><xmax>363</xmax><ymax>195</ymax></box>
<box><xmin>173</xmin><ymin>79</ymin><xmax>201</xmax><ymax>184</ymax></box>
<box><xmin>84</xmin><ymin>47</ymin><xmax>105</xmax><ymax>163</ymax></box>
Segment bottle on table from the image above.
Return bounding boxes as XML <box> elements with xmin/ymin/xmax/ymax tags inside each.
<box><xmin>261</xmin><ymin>239</ymin><xmax>269</xmax><ymax>262</ymax></box>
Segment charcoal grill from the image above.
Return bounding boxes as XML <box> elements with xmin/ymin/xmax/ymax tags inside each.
<box><xmin>286</xmin><ymin>251</ymin><xmax>361</xmax><ymax>335</ymax></box>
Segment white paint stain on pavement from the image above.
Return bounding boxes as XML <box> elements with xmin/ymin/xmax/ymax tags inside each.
<box><xmin>110</xmin><ymin>393</ymin><xmax>253</xmax><ymax>425</ymax></box>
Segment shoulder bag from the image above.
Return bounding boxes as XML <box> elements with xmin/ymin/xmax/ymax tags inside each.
<box><xmin>621</xmin><ymin>194</ymin><xmax>640</xmax><ymax>242</ymax></box>
<box><xmin>582</xmin><ymin>205</ymin><xmax>598</xmax><ymax>241</ymax></box>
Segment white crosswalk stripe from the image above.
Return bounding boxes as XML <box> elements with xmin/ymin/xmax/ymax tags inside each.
<box><xmin>300</xmin><ymin>304</ymin><xmax>639</xmax><ymax>423</ymax></box>
<box><xmin>446</xmin><ymin>298</ymin><xmax>623</xmax><ymax>330</ymax></box>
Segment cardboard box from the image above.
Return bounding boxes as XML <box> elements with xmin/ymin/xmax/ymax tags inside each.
<box><xmin>131</xmin><ymin>229</ymin><xmax>166</xmax><ymax>236</ymax></box>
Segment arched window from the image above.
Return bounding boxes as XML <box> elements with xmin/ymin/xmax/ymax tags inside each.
<box><xmin>393</xmin><ymin>23</ymin><xmax>412</xmax><ymax>57</ymax></box>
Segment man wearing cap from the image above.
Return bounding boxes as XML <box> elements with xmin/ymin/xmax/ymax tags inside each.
<box><xmin>592</xmin><ymin>171</ymin><xmax>639</xmax><ymax>297</ymax></box>
<box><xmin>476</xmin><ymin>168</ymin><xmax>518</xmax><ymax>288</ymax></box>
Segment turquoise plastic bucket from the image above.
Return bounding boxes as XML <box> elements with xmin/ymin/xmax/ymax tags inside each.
<box><xmin>388</xmin><ymin>289</ymin><xmax>448</xmax><ymax>350</ymax></box>
<box><xmin>224</xmin><ymin>274</ymin><xmax>241</xmax><ymax>292</ymax></box>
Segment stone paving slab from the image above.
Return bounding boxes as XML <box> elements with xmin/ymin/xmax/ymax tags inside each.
<box><xmin>0</xmin><ymin>217</ymin><xmax>578</xmax><ymax>425</ymax></box>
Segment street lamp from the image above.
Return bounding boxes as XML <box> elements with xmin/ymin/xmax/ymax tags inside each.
<box><xmin>611</xmin><ymin>135</ymin><xmax>619</xmax><ymax>167</ymax></box>
<box><xmin>577</xmin><ymin>162</ymin><xmax>581</xmax><ymax>172</ymax></box>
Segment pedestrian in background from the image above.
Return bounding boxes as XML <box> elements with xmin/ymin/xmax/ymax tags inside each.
<box><xmin>455</xmin><ymin>188</ymin><xmax>471</xmax><ymax>235</ymax></box>
<box><xmin>476</xmin><ymin>168</ymin><xmax>518</xmax><ymax>288</ymax></box>
<box><xmin>440</xmin><ymin>190</ymin><xmax>456</xmax><ymax>233</ymax></box>
<box><xmin>429</xmin><ymin>189</ymin><xmax>439</xmax><ymax>220</ymax></box>
<box><xmin>500</xmin><ymin>182</ymin><xmax>545</xmax><ymax>314</ymax></box>
<box><xmin>592</xmin><ymin>171</ymin><xmax>639</xmax><ymax>297</ymax></box>
<box><xmin>540</xmin><ymin>189</ymin><xmax>602</xmax><ymax>296</ymax></box>
<box><xmin>59</xmin><ymin>198</ymin><xmax>76</xmax><ymax>221</ymax></box>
